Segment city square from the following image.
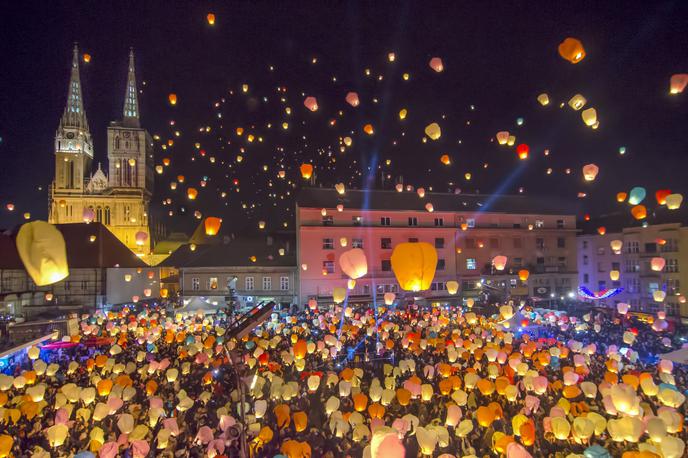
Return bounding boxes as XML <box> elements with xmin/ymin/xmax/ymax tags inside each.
<box><xmin>0</xmin><ymin>2</ymin><xmax>687</xmax><ymax>457</ymax></box>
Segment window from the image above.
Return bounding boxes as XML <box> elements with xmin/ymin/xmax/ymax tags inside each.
<box><xmin>662</xmin><ymin>239</ymin><xmax>678</xmax><ymax>252</ymax></box>
<box><xmin>611</xmin><ymin>262</ymin><xmax>620</xmax><ymax>271</ymax></box>
<box><xmin>557</xmin><ymin>237</ymin><xmax>566</xmax><ymax>248</ymax></box>
<box><xmin>192</xmin><ymin>278</ymin><xmax>200</xmax><ymax>290</ymax></box>
<box><xmin>380</xmin><ymin>217</ymin><xmax>391</xmax><ymax>226</ymax></box>
<box><xmin>322</xmin><ymin>238</ymin><xmax>334</xmax><ymax>249</ymax></box>
<box><xmin>208</xmin><ymin>277</ymin><xmax>218</xmax><ymax>290</ymax></box>
<box><xmin>583</xmin><ymin>273</ymin><xmax>589</xmax><ymax>283</ymax></box>
<box><xmin>437</xmin><ymin>259</ymin><xmax>446</xmax><ymax>270</ymax></box>
<box><xmin>245</xmin><ymin>276</ymin><xmax>254</xmax><ymax>290</ymax></box>
<box><xmin>435</xmin><ymin>238</ymin><xmax>445</xmax><ymax>249</ymax></box>
<box><xmin>462</xmin><ymin>280</ymin><xmax>477</xmax><ymax>291</ymax></box>
<box><xmin>104</xmin><ymin>207</ymin><xmax>111</xmax><ymax>225</ymax></box>
<box><xmin>381</xmin><ymin>260</ymin><xmax>391</xmax><ymax>271</ymax></box>
<box><xmin>323</xmin><ymin>261</ymin><xmax>335</xmax><ymax>274</ymax></box>
<box><xmin>434</xmin><ymin>217</ymin><xmax>444</xmax><ymax>227</ymax></box>
<box><xmin>352</xmin><ymin>216</ymin><xmax>362</xmax><ymax>226</ymax></box>
<box><xmin>513</xmin><ymin>223</ymin><xmax>521</xmax><ymax>228</ymax></box>
<box><xmin>513</xmin><ymin>257</ymin><xmax>523</xmax><ymax>267</ymax></box>
<box><xmin>583</xmin><ymin>255</ymin><xmax>589</xmax><ymax>266</ymax></box>
<box><xmin>262</xmin><ymin>276</ymin><xmax>272</xmax><ymax>290</ymax></box>
<box><xmin>408</xmin><ymin>237</ymin><xmax>419</xmax><ymax>243</ymax></box>
<box><xmin>644</xmin><ymin>243</ymin><xmax>657</xmax><ymax>253</ymax></box>
<box><xmin>626</xmin><ymin>277</ymin><xmax>640</xmax><ymax>293</ymax></box>
<box><xmin>322</xmin><ymin>215</ymin><xmax>333</xmax><ymax>226</ymax></box>
<box><xmin>408</xmin><ymin>217</ymin><xmax>418</xmax><ymax>226</ymax></box>
<box><xmin>513</xmin><ymin>237</ymin><xmax>523</xmax><ymax>249</ymax></box>
<box><xmin>666</xmin><ymin>259</ymin><xmax>679</xmax><ymax>273</ymax></box>
<box><xmin>352</xmin><ymin>238</ymin><xmax>364</xmax><ymax>248</ymax></box>
<box><xmin>667</xmin><ymin>278</ymin><xmax>680</xmax><ymax>295</ymax></box>
<box><xmin>536</xmin><ymin>257</ymin><xmax>544</xmax><ymax>265</ymax></box>
<box><xmin>431</xmin><ymin>282</ymin><xmax>445</xmax><ymax>291</ymax></box>
<box><xmin>489</xmin><ymin>238</ymin><xmax>499</xmax><ymax>249</ymax></box>
<box><xmin>466</xmin><ymin>258</ymin><xmax>477</xmax><ymax>270</ymax></box>
<box><xmin>466</xmin><ymin>218</ymin><xmax>475</xmax><ymax>228</ymax></box>
<box><xmin>536</xmin><ymin>238</ymin><xmax>545</xmax><ymax>249</ymax></box>
<box><xmin>381</xmin><ymin>238</ymin><xmax>392</xmax><ymax>249</ymax></box>
<box><xmin>557</xmin><ymin>257</ymin><xmax>566</xmax><ymax>268</ymax></box>
<box><xmin>582</xmin><ymin>240</ymin><xmax>588</xmax><ymax>249</ymax></box>
<box><xmin>597</xmin><ymin>262</ymin><xmax>604</xmax><ymax>272</ymax></box>
<box><xmin>465</xmin><ymin>238</ymin><xmax>476</xmax><ymax>249</ymax></box>
<box><xmin>556</xmin><ymin>219</ymin><xmax>564</xmax><ymax>229</ymax></box>
<box><xmin>597</xmin><ymin>247</ymin><xmax>605</xmax><ymax>255</ymax></box>
<box><xmin>627</xmin><ymin>241</ymin><xmax>639</xmax><ymax>253</ymax></box>
<box><xmin>280</xmin><ymin>276</ymin><xmax>289</xmax><ymax>291</ymax></box>
<box><xmin>598</xmin><ymin>280</ymin><xmax>606</xmax><ymax>291</ymax></box>
<box><xmin>535</xmin><ymin>220</ymin><xmax>544</xmax><ymax>228</ymax></box>
<box><xmin>624</xmin><ymin>258</ymin><xmax>639</xmax><ymax>273</ymax></box>
<box><xmin>666</xmin><ymin>302</ymin><xmax>678</xmax><ymax>316</ymax></box>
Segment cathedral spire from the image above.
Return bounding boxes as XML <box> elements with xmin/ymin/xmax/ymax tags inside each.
<box><xmin>122</xmin><ymin>48</ymin><xmax>140</xmax><ymax>127</ymax></box>
<box><xmin>60</xmin><ymin>43</ymin><xmax>89</xmax><ymax>131</ymax></box>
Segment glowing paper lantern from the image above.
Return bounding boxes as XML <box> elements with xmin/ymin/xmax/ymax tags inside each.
<box><xmin>206</xmin><ymin>13</ymin><xmax>216</xmax><ymax>25</ymax></box>
<box><xmin>425</xmin><ymin>203</ymin><xmax>434</xmax><ymax>212</ymax></box>
<box><xmin>537</xmin><ymin>93</ymin><xmax>550</xmax><ymax>106</ymax></box>
<box><xmin>610</xmin><ymin>240</ymin><xmax>623</xmax><ymax>254</ymax></box>
<box><xmin>204</xmin><ymin>217</ymin><xmax>222</xmax><ymax>236</ymax></box>
<box><xmin>669</xmin><ymin>73</ymin><xmax>688</xmax><ymax>94</ymax></box>
<box><xmin>518</xmin><ymin>269</ymin><xmax>529</xmax><ymax>282</ymax></box>
<box><xmin>135</xmin><ymin>231</ymin><xmax>148</xmax><ymax>246</ymax></box>
<box><xmin>300</xmin><ymin>164</ymin><xmax>313</xmax><ymax>179</ymax></box>
<box><xmin>492</xmin><ymin>255</ymin><xmax>507</xmax><ymax>271</ymax></box>
<box><xmin>384</xmin><ymin>292</ymin><xmax>395</xmax><ymax>305</ymax></box>
<box><xmin>391</xmin><ymin>242</ymin><xmax>438</xmax><ymax>292</ymax></box>
<box><xmin>440</xmin><ymin>154</ymin><xmax>451</xmax><ymax>165</ymax></box>
<box><xmin>656</xmin><ymin>189</ymin><xmax>672</xmax><ymax>205</ymax></box>
<box><xmin>399</xmin><ymin>109</ymin><xmax>407</xmax><ymax>120</ymax></box>
<box><xmin>628</xmin><ymin>187</ymin><xmax>646</xmax><ymax>205</ymax></box>
<box><xmin>616</xmin><ymin>192</ymin><xmax>627</xmax><ymax>202</ymax></box>
<box><xmin>653</xmin><ymin>290</ymin><xmax>666</xmax><ymax>302</ymax></box>
<box><xmin>568</xmin><ymin>94</ymin><xmax>587</xmax><ymax>110</ymax></box>
<box><xmin>424</xmin><ymin>123</ymin><xmax>441</xmax><ymax>140</ymax></box>
<box><xmin>609</xmin><ymin>270</ymin><xmax>620</xmax><ymax>281</ymax></box>
<box><xmin>665</xmin><ymin>193</ymin><xmax>683</xmax><ymax>210</ymax></box>
<box><xmin>496</xmin><ymin>131</ymin><xmax>510</xmax><ymax>145</ymax></box>
<box><xmin>187</xmin><ymin>188</ymin><xmax>198</xmax><ymax>200</ymax></box>
<box><xmin>339</xmin><ymin>248</ymin><xmax>368</xmax><ymax>279</ymax></box>
<box><xmin>631</xmin><ymin>205</ymin><xmax>646</xmax><ymax>220</ymax></box>
<box><xmin>582</xmin><ymin>164</ymin><xmax>599</xmax><ymax>181</ymax></box>
<box><xmin>617</xmin><ymin>303</ymin><xmax>630</xmax><ymax>315</ymax></box>
<box><xmin>16</xmin><ymin>221</ymin><xmax>69</xmax><ymax>286</ymax></box>
<box><xmin>558</xmin><ymin>37</ymin><xmax>586</xmax><ymax>64</ymax></box>
<box><xmin>551</xmin><ymin>417</ymin><xmax>571</xmax><ymax>440</ymax></box>
<box><xmin>516</xmin><ymin>144</ymin><xmax>529</xmax><ymax>160</ymax></box>
<box><xmin>303</xmin><ymin>96</ymin><xmax>318</xmax><ymax>112</ymax></box>
<box><xmin>429</xmin><ymin>57</ymin><xmax>444</xmax><ymax>72</ymax></box>
<box><xmin>345</xmin><ymin>92</ymin><xmax>360</xmax><ymax>107</ymax></box>
<box><xmin>650</xmin><ymin>257</ymin><xmax>666</xmax><ymax>271</ymax></box>
<box><xmin>332</xmin><ymin>287</ymin><xmax>346</xmax><ymax>304</ymax></box>
<box><xmin>446</xmin><ymin>281</ymin><xmax>459</xmax><ymax>295</ymax></box>
<box><xmin>581</xmin><ymin>108</ymin><xmax>597</xmax><ymax>126</ymax></box>
<box><xmin>168</xmin><ymin>93</ymin><xmax>177</xmax><ymax>105</ymax></box>
<box><xmin>363</xmin><ymin>124</ymin><xmax>374</xmax><ymax>135</ymax></box>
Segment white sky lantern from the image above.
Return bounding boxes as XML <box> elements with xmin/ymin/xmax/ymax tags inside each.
<box><xmin>347</xmin><ymin>279</ymin><xmax>356</xmax><ymax>290</ymax></box>
<box><xmin>507</xmin><ymin>135</ymin><xmax>516</xmax><ymax>146</ymax></box>
<box><xmin>568</xmin><ymin>94</ymin><xmax>587</xmax><ymax>110</ymax></box>
<box><xmin>581</xmin><ymin>107</ymin><xmax>597</xmax><ymax>126</ymax></box>
<box><xmin>415</xmin><ymin>426</ymin><xmax>438</xmax><ymax>455</ymax></box>
<box><xmin>332</xmin><ymin>287</ymin><xmax>346</xmax><ymax>304</ymax></box>
<box><xmin>609</xmin><ymin>270</ymin><xmax>620</xmax><ymax>281</ymax></box>
<box><xmin>336</xmin><ymin>204</ymin><xmax>344</xmax><ymax>212</ymax></box>
<box><xmin>340</xmin><ymin>237</ymin><xmax>348</xmax><ymax>247</ymax></box>
<box><xmin>16</xmin><ymin>221</ymin><xmax>69</xmax><ymax>287</ymax></box>
<box><xmin>537</xmin><ymin>93</ymin><xmax>550</xmax><ymax>106</ymax></box>
<box><xmin>653</xmin><ymin>290</ymin><xmax>666</xmax><ymax>302</ymax></box>
<box><xmin>610</xmin><ymin>240</ymin><xmax>623</xmax><ymax>254</ymax></box>
<box><xmin>500</xmin><ymin>305</ymin><xmax>514</xmax><ymax>320</ymax></box>
<box><xmin>424</xmin><ymin>123</ymin><xmax>441</xmax><ymax>140</ymax></box>
<box><xmin>650</xmin><ymin>257</ymin><xmax>666</xmax><ymax>271</ymax></box>
<box><xmin>417</xmin><ymin>187</ymin><xmax>425</xmax><ymax>198</ymax></box>
<box><xmin>384</xmin><ymin>292</ymin><xmax>396</xmax><ymax>305</ymax></box>
<box><xmin>425</xmin><ymin>203</ymin><xmax>434</xmax><ymax>212</ymax></box>
<box><xmin>665</xmin><ymin>193</ymin><xmax>683</xmax><ymax>210</ymax></box>
<box><xmin>335</xmin><ymin>183</ymin><xmax>346</xmax><ymax>195</ymax></box>
<box><xmin>496</xmin><ymin>131</ymin><xmax>510</xmax><ymax>145</ymax></box>
<box><xmin>339</xmin><ymin>248</ymin><xmax>368</xmax><ymax>279</ymax></box>
<box><xmin>582</xmin><ymin>163</ymin><xmax>599</xmax><ymax>181</ymax></box>
<box><xmin>492</xmin><ymin>255</ymin><xmax>507</xmax><ymax>271</ymax></box>
<box><xmin>617</xmin><ymin>303</ymin><xmax>630</xmax><ymax>315</ymax></box>
<box><xmin>446</xmin><ymin>280</ymin><xmax>459</xmax><ymax>295</ymax></box>
<box><xmin>321</xmin><ymin>208</ymin><xmax>327</xmax><ymax>216</ymax></box>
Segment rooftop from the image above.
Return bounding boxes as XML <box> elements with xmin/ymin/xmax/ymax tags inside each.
<box><xmin>296</xmin><ymin>187</ymin><xmax>580</xmax><ymax>215</ymax></box>
<box><xmin>578</xmin><ymin>205</ymin><xmax>688</xmax><ymax>235</ymax></box>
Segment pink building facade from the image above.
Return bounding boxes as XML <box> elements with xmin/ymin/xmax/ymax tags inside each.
<box><xmin>296</xmin><ymin>188</ymin><xmax>578</xmax><ymax>307</ymax></box>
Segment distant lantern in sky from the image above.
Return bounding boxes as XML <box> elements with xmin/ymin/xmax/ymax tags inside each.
<box><xmin>582</xmin><ymin>164</ymin><xmax>599</xmax><ymax>181</ymax></box>
<box><xmin>568</xmin><ymin>94</ymin><xmax>587</xmax><ymax>111</ymax></box>
<box><xmin>82</xmin><ymin>53</ymin><xmax>91</xmax><ymax>63</ymax></box>
<box><xmin>655</xmin><ymin>189</ymin><xmax>671</xmax><ymax>205</ymax></box>
<box><xmin>168</xmin><ymin>93</ymin><xmax>177</xmax><ymax>105</ymax></box>
<box><xmin>303</xmin><ymin>96</ymin><xmax>318</xmax><ymax>112</ymax></box>
<box><xmin>206</xmin><ymin>13</ymin><xmax>216</xmax><ymax>25</ymax></box>
<box><xmin>537</xmin><ymin>93</ymin><xmax>550</xmax><ymax>106</ymax></box>
<box><xmin>345</xmin><ymin>92</ymin><xmax>360</xmax><ymax>107</ymax></box>
<box><xmin>507</xmin><ymin>135</ymin><xmax>516</xmax><ymax>146</ymax></box>
<box><xmin>496</xmin><ymin>131</ymin><xmax>510</xmax><ymax>145</ymax></box>
<box><xmin>300</xmin><ymin>163</ymin><xmax>313</xmax><ymax>179</ymax></box>
<box><xmin>135</xmin><ymin>231</ymin><xmax>148</xmax><ymax>246</ymax></box>
<box><xmin>363</xmin><ymin>124</ymin><xmax>374</xmax><ymax>135</ymax></box>
<box><xmin>631</xmin><ymin>205</ymin><xmax>647</xmax><ymax>220</ymax></box>
<box><xmin>440</xmin><ymin>154</ymin><xmax>451</xmax><ymax>165</ymax></box>
<box><xmin>669</xmin><ymin>74</ymin><xmax>688</xmax><ymax>94</ymax></box>
<box><xmin>429</xmin><ymin>57</ymin><xmax>444</xmax><ymax>72</ymax></box>
<box><xmin>610</xmin><ymin>240</ymin><xmax>623</xmax><ymax>254</ymax></box>
<box><xmin>558</xmin><ymin>37</ymin><xmax>586</xmax><ymax>64</ymax></box>
<box><xmin>335</xmin><ymin>183</ymin><xmax>346</xmax><ymax>195</ymax></box>
<box><xmin>204</xmin><ymin>217</ymin><xmax>222</xmax><ymax>236</ymax></box>
<box><xmin>516</xmin><ymin>144</ymin><xmax>529</xmax><ymax>160</ymax></box>
<box><xmin>399</xmin><ymin>108</ymin><xmax>408</xmax><ymax>120</ymax></box>
<box><xmin>417</xmin><ymin>187</ymin><xmax>425</xmax><ymax>198</ymax></box>
<box><xmin>628</xmin><ymin>187</ymin><xmax>646</xmax><ymax>205</ymax></box>
<box><xmin>343</xmin><ymin>136</ymin><xmax>352</xmax><ymax>147</ymax></box>
<box><xmin>187</xmin><ymin>187</ymin><xmax>198</xmax><ymax>200</ymax></box>
<box><xmin>616</xmin><ymin>192</ymin><xmax>627</xmax><ymax>202</ymax></box>
<box><xmin>581</xmin><ymin>107</ymin><xmax>597</xmax><ymax>126</ymax></box>
<box><xmin>665</xmin><ymin>193</ymin><xmax>683</xmax><ymax>210</ymax></box>
<box><xmin>425</xmin><ymin>203</ymin><xmax>434</xmax><ymax>212</ymax></box>
<box><xmin>597</xmin><ymin>226</ymin><xmax>606</xmax><ymax>235</ymax></box>
<box><xmin>424</xmin><ymin>123</ymin><xmax>441</xmax><ymax>140</ymax></box>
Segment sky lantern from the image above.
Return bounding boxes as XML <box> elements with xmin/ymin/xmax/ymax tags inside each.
<box><xmin>343</xmin><ymin>136</ymin><xmax>352</xmax><ymax>147</ymax></box>
<box><xmin>82</xmin><ymin>53</ymin><xmax>91</xmax><ymax>63</ymax></box>
<box><xmin>300</xmin><ymin>163</ymin><xmax>313</xmax><ymax>179</ymax></box>
<box><xmin>597</xmin><ymin>226</ymin><xmax>606</xmax><ymax>235</ymax></box>
<box><xmin>399</xmin><ymin>108</ymin><xmax>407</xmax><ymax>120</ymax></box>
<box><xmin>204</xmin><ymin>217</ymin><xmax>222</xmax><ymax>236</ymax></box>
<box><xmin>669</xmin><ymin>74</ymin><xmax>688</xmax><ymax>94</ymax></box>
<box><xmin>558</xmin><ymin>37</ymin><xmax>586</xmax><ymax>64</ymax></box>
<box><xmin>206</xmin><ymin>13</ymin><xmax>216</xmax><ymax>25</ymax></box>
<box><xmin>335</xmin><ymin>183</ymin><xmax>346</xmax><ymax>195</ymax></box>
<box><xmin>440</xmin><ymin>154</ymin><xmax>451</xmax><ymax>165</ymax></box>
<box><xmin>345</xmin><ymin>92</ymin><xmax>360</xmax><ymax>107</ymax></box>
<box><xmin>582</xmin><ymin>163</ymin><xmax>599</xmax><ymax>181</ymax></box>
<box><xmin>429</xmin><ymin>57</ymin><xmax>444</xmax><ymax>72</ymax></box>
<box><xmin>363</xmin><ymin>124</ymin><xmax>374</xmax><ymax>135</ymax></box>
<box><xmin>339</xmin><ymin>248</ymin><xmax>368</xmax><ymax>279</ymax></box>
<box><xmin>516</xmin><ymin>144</ymin><xmax>529</xmax><ymax>160</ymax></box>
<box><xmin>168</xmin><ymin>93</ymin><xmax>177</xmax><ymax>105</ymax></box>
<box><xmin>581</xmin><ymin>107</ymin><xmax>597</xmax><ymax>126</ymax></box>
<box><xmin>631</xmin><ymin>205</ymin><xmax>646</xmax><ymax>220</ymax></box>
<box><xmin>609</xmin><ymin>270</ymin><xmax>620</xmax><ymax>281</ymax></box>
<box><xmin>507</xmin><ymin>135</ymin><xmax>516</xmax><ymax>146</ymax></box>
<box><xmin>424</xmin><ymin>122</ymin><xmax>441</xmax><ymax>140</ymax></box>
<box><xmin>568</xmin><ymin>94</ymin><xmax>586</xmax><ymax>110</ymax></box>
<box><xmin>650</xmin><ymin>257</ymin><xmax>665</xmax><ymax>271</ymax></box>
<box><xmin>610</xmin><ymin>240</ymin><xmax>623</xmax><ymax>253</ymax></box>
<box><xmin>518</xmin><ymin>269</ymin><xmax>529</xmax><ymax>282</ymax></box>
<box><xmin>537</xmin><ymin>93</ymin><xmax>550</xmax><ymax>106</ymax></box>
<box><xmin>187</xmin><ymin>187</ymin><xmax>198</xmax><ymax>200</ymax></box>
<box><xmin>655</xmin><ymin>189</ymin><xmax>671</xmax><ymax>205</ymax></box>
<box><xmin>653</xmin><ymin>290</ymin><xmax>666</xmax><ymax>302</ymax></box>
<box><xmin>446</xmin><ymin>280</ymin><xmax>459</xmax><ymax>294</ymax></box>
<box><xmin>665</xmin><ymin>193</ymin><xmax>683</xmax><ymax>209</ymax></box>
<box><xmin>616</xmin><ymin>192</ymin><xmax>627</xmax><ymax>202</ymax></box>
<box><xmin>332</xmin><ymin>287</ymin><xmax>346</xmax><ymax>304</ymax></box>
<box><xmin>135</xmin><ymin>231</ymin><xmax>148</xmax><ymax>246</ymax></box>
<box><xmin>391</xmin><ymin>242</ymin><xmax>438</xmax><ymax>292</ymax></box>
<box><xmin>417</xmin><ymin>187</ymin><xmax>425</xmax><ymax>198</ymax></box>
<box><xmin>496</xmin><ymin>131</ymin><xmax>510</xmax><ymax>145</ymax></box>
<box><xmin>16</xmin><ymin>221</ymin><xmax>69</xmax><ymax>286</ymax></box>
<box><xmin>303</xmin><ymin>96</ymin><xmax>318</xmax><ymax>112</ymax></box>
<box><xmin>425</xmin><ymin>203</ymin><xmax>434</xmax><ymax>212</ymax></box>
<box><xmin>628</xmin><ymin>187</ymin><xmax>646</xmax><ymax>205</ymax></box>
<box><xmin>492</xmin><ymin>255</ymin><xmax>507</xmax><ymax>270</ymax></box>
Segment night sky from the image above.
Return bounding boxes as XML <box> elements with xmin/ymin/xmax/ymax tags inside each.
<box><xmin>1</xmin><ymin>1</ymin><xmax>687</xmax><ymax>236</ymax></box>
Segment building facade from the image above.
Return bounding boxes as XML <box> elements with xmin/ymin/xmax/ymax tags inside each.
<box><xmin>578</xmin><ymin>222</ymin><xmax>688</xmax><ymax>323</ymax></box>
<box><xmin>48</xmin><ymin>46</ymin><xmax>154</xmax><ymax>257</ymax></box>
<box><xmin>296</xmin><ymin>188</ymin><xmax>578</xmax><ymax>307</ymax></box>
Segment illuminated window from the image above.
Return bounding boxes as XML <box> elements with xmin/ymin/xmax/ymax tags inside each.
<box><xmin>322</xmin><ymin>238</ymin><xmax>334</xmax><ymax>249</ymax></box>
<box><xmin>323</xmin><ymin>261</ymin><xmax>335</xmax><ymax>274</ymax></box>
<box><xmin>466</xmin><ymin>258</ymin><xmax>477</xmax><ymax>270</ymax></box>
<box><xmin>280</xmin><ymin>276</ymin><xmax>289</xmax><ymax>291</ymax></box>
<box><xmin>466</xmin><ymin>218</ymin><xmax>475</xmax><ymax>228</ymax></box>
<box><xmin>245</xmin><ymin>276</ymin><xmax>254</xmax><ymax>290</ymax></box>
<box><xmin>352</xmin><ymin>238</ymin><xmax>364</xmax><ymax>248</ymax></box>
<box><xmin>262</xmin><ymin>276</ymin><xmax>271</xmax><ymax>290</ymax></box>
<box><xmin>208</xmin><ymin>277</ymin><xmax>218</xmax><ymax>290</ymax></box>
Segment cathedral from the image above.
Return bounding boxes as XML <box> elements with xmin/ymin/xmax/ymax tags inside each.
<box><xmin>48</xmin><ymin>45</ymin><xmax>154</xmax><ymax>258</ymax></box>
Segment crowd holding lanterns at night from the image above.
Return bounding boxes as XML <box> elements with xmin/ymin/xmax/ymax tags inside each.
<box><xmin>1</xmin><ymin>2</ymin><xmax>688</xmax><ymax>457</ymax></box>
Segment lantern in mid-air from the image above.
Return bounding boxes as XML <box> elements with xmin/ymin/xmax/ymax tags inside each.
<box><xmin>655</xmin><ymin>189</ymin><xmax>671</xmax><ymax>205</ymax></box>
<box><xmin>424</xmin><ymin>123</ymin><xmax>441</xmax><ymax>140</ymax></box>
<box><xmin>537</xmin><ymin>93</ymin><xmax>550</xmax><ymax>106</ymax></box>
<box><xmin>303</xmin><ymin>96</ymin><xmax>318</xmax><ymax>112</ymax></box>
<box><xmin>16</xmin><ymin>221</ymin><xmax>69</xmax><ymax>286</ymax></box>
<box><xmin>581</xmin><ymin>108</ymin><xmax>597</xmax><ymax>126</ymax></box>
<box><xmin>204</xmin><ymin>217</ymin><xmax>222</xmax><ymax>236</ymax></box>
<box><xmin>665</xmin><ymin>193</ymin><xmax>683</xmax><ymax>210</ymax></box>
<box><xmin>610</xmin><ymin>240</ymin><xmax>623</xmax><ymax>254</ymax></box>
<box><xmin>446</xmin><ymin>281</ymin><xmax>459</xmax><ymax>295</ymax></box>
<box><xmin>300</xmin><ymin>164</ymin><xmax>313</xmax><ymax>179</ymax></box>
<box><xmin>339</xmin><ymin>248</ymin><xmax>368</xmax><ymax>280</ymax></box>
<box><xmin>518</xmin><ymin>269</ymin><xmax>529</xmax><ymax>282</ymax></box>
<box><xmin>135</xmin><ymin>231</ymin><xmax>148</xmax><ymax>246</ymax></box>
<box><xmin>628</xmin><ymin>187</ymin><xmax>646</xmax><ymax>205</ymax></box>
<box><xmin>496</xmin><ymin>131</ymin><xmax>510</xmax><ymax>145</ymax></box>
<box><xmin>206</xmin><ymin>13</ymin><xmax>216</xmax><ymax>25</ymax></box>
<box><xmin>440</xmin><ymin>154</ymin><xmax>451</xmax><ymax>165</ymax></box>
<box><xmin>650</xmin><ymin>257</ymin><xmax>665</xmax><ymax>272</ymax></box>
<box><xmin>616</xmin><ymin>192</ymin><xmax>627</xmax><ymax>202</ymax></box>
<box><xmin>168</xmin><ymin>93</ymin><xmax>177</xmax><ymax>105</ymax></box>
<box><xmin>429</xmin><ymin>57</ymin><xmax>444</xmax><ymax>72</ymax></box>
<box><xmin>558</xmin><ymin>37</ymin><xmax>586</xmax><ymax>64</ymax></box>
<box><xmin>187</xmin><ymin>188</ymin><xmax>198</xmax><ymax>200</ymax></box>
<box><xmin>582</xmin><ymin>164</ymin><xmax>599</xmax><ymax>181</ymax></box>
<box><xmin>631</xmin><ymin>205</ymin><xmax>646</xmax><ymax>220</ymax></box>
<box><xmin>492</xmin><ymin>255</ymin><xmax>507</xmax><ymax>271</ymax></box>
<box><xmin>516</xmin><ymin>144</ymin><xmax>529</xmax><ymax>160</ymax></box>
<box><xmin>363</xmin><ymin>124</ymin><xmax>374</xmax><ymax>135</ymax></box>
<box><xmin>391</xmin><ymin>242</ymin><xmax>438</xmax><ymax>292</ymax></box>
<box><xmin>345</xmin><ymin>92</ymin><xmax>360</xmax><ymax>107</ymax></box>
<box><xmin>669</xmin><ymin>74</ymin><xmax>688</xmax><ymax>94</ymax></box>
<box><xmin>568</xmin><ymin>94</ymin><xmax>587</xmax><ymax>110</ymax></box>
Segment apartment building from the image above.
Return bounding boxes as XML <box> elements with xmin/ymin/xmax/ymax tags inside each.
<box><xmin>296</xmin><ymin>188</ymin><xmax>578</xmax><ymax>307</ymax></box>
<box><xmin>578</xmin><ymin>221</ymin><xmax>688</xmax><ymax>323</ymax></box>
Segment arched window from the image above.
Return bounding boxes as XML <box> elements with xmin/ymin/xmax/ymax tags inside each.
<box><xmin>115</xmin><ymin>136</ymin><xmax>120</xmax><ymax>149</ymax></box>
<box><xmin>96</xmin><ymin>207</ymin><xmax>102</xmax><ymax>223</ymax></box>
<box><xmin>104</xmin><ymin>207</ymin><xmax>111</xmax><ymax>225</ymax></box>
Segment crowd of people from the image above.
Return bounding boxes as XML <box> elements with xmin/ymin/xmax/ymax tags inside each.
<box><xmin>0</xmin><ymin>300</ymin><xmax>686</xmax><ymax>458</ymax></box>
